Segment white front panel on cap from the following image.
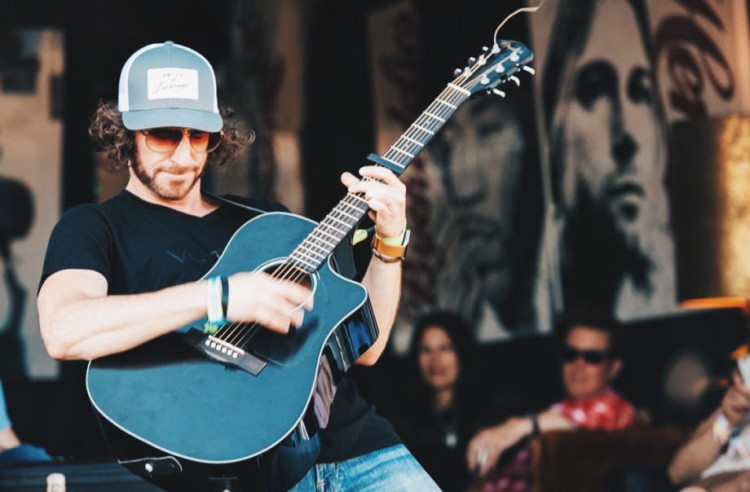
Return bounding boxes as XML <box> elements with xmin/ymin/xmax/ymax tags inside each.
<box><xmin>147</xmin><ymin>68</ymin><xmax>199</xmax><ymax>100</ymax></box>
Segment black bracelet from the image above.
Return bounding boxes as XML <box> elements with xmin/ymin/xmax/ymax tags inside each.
<box><xmin>529</xmin><ymin>413</ymin><xmax>540</xmax><ymax>437</ymax></box>
<box><xmin>220</xmin><ymin>276</ymin><xmax>230</xmax><ymax>318</ymax></box>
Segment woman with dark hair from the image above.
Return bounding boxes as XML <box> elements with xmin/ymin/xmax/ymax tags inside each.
<box><xmin>394</xmin><ymin>310</ymin><xmax>508</xmax><ymax>492</ymax></box>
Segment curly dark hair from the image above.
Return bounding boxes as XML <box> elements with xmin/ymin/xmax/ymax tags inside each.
<box><xmin>88</xmin><ymin>100</ymin><xmax>256</xmax><ymax>170</ymax></box>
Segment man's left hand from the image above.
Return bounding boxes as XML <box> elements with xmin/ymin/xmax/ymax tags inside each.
<box><xmin>341</xmin><ymin>166</ymin><xmax>406</xmax><ymax>238</ymax></box>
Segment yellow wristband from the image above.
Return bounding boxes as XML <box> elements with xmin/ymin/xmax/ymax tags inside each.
<box><xmin>376</xmin><ymin>221</ymin><xmax>408</xmax><ymax>246</ymax></box>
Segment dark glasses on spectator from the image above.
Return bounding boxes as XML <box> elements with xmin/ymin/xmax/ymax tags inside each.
<box><xmin>141</xmin><ymin>128</ymin><xmax>223</xmax><ymax>154</ymax></box>
<box><xmin>560</xmin><ymin>345</ymin><xmax>610</xmax><ymax>365</ymax></box>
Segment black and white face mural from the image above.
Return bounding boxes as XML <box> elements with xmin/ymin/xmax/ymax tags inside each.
<box><xmin>534</xmin><ymin>0</ymin><xmax>676</xmax><ymax>331</ymax></box>
<box><xmin>426</xmin><ymin>92</ymin><xmax>543</xmax><ymax>342</ymax></box>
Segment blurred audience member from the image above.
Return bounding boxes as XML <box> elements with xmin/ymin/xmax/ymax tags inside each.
<box><xmin>466</xmin><ymin>307</ymin><xmax>637</xmax><ymax>491</ymax></box>
<box><xmin>393</xmin><ymin>311</ymin><xmax>516</xmax><ymax>492</ymax></box>
<box><xmin>668</xmin><ymin>347</ymin><xmax>750</xmax><ymax>491</ymax></box>
<box><xmin>0</xmin><ymin>378</ymin><xmax>52</xmax><ymax>465</ymax></box>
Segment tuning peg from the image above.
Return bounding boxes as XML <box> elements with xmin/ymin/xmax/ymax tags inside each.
<box><xmin>495</xmin><ymin>64</ymin><xmax>505</xmax><ymax>74</ymax></box>
<box><xmin>492</xmin><ymin>88</ymin><xmax>506</xmax><ymax>98</ymax></box>
<box><xmin>491</xmin><ymin>43</ymin><xmax>501</xmax><ymax>54</ymax></box>
<box><xmin>480</xmin><ymin>76</ymin><xmax>490</xmax><ymax>85</ymax></box>
<box><xmin>482</xmin><ymin>46</ymin><xmax>489</xmax><ymax>52</ymax></box>
<box><xmin>509</xmin><ymin>75</ymin><xmax>521</xmax><ymax>86</ymax></box>
<box><xmin>522</xmin><ymin>66</ymin><xmax>536</xmax><ymax>75</ymax></box>
<box><xmin>468</xmin><ymin>56</ymin><xmax>477</xmax><ymax>64</ymax></box>
<box><xmin>453</xmin><ymin>68</ymin><xmax>463</xmax><ymax>76</ymax></box>
<box><xmin>510</xmin><ymin>53</ymin><xmax>520</xmax><ymax>62</ymax></box>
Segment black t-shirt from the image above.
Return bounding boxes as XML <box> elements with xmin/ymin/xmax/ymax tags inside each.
<box><xmin>40</xmin><ymin>190</ymin><xmax>399</xmax><ymax>463</ymax></box>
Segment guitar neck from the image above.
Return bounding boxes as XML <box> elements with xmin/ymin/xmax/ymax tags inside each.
<box><xmin>287</xmin><ymin>84</ymin><xmax>472</xmax><ymax>272</ymax></box>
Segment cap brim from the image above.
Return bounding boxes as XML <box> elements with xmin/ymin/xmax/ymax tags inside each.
<box><xmin>122</xmin><ymin>108</ymin><xmax>223</xmax><ymax>132</ymax></box>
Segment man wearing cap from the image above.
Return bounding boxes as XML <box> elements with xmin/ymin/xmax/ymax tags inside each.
<box><xmin>37</xmin><ymin>41</ymin><xmax>436</xmax><ymax>491</ymax></box>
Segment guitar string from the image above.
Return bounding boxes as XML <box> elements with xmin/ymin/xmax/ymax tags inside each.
<box><xmin>493</xmin><ymin>0</ymin><xmax>546</xmax><ymax>45</ymax></box>
<box><xmin>211</xmin><ymin>63</ymin><xmax>485</xmax><ymax>350</ymax></box>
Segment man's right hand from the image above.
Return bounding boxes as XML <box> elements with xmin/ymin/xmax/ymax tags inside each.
<box><xmin>226</xmin><ymin>271</ymin><xmax>313</xmax><ymax>334</ymax></box>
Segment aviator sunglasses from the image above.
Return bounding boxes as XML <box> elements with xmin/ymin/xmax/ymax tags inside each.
<box><xmin>560</xmin><ymin>345</ymin><xmax>611</xmax><ymax>365</ymax></box>
<box><xmin>140</xmin><ymin>128</ymin><xmax>223</xmax><ymax>154</ymax></box>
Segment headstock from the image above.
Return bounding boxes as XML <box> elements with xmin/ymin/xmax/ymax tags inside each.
<box><xmin>453</xmin><ymin>39</ymin><xmax>534</xmax><ymax>98</ymax></box>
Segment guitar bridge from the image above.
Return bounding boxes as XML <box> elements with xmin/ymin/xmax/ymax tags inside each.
<box><xmin>184</xmin><ymin>328</ymin><xmax>267</xmax><ymax>376</ymax></box>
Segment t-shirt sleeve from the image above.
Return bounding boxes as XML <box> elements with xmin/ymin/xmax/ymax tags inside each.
<box><xmin>39</xmin><ymin>204</ymin><xmax>113</xmax><ymax>288</ymax></box>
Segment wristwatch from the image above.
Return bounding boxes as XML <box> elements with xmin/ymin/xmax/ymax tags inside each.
<box><xmin>372</xmin><ymin>229</ymin><xmax>410</xmax><ymax>262</ymax></box>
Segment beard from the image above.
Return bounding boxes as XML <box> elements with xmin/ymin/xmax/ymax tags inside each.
<box><xmin>560</xmin><ymin>183</ymin><xmax>653</xmax><ymax>312</ymax></box>
<box><xmin>131</xmin><ymin>155</ymin><xmax>205</xmax><ymax>201</ymax></box>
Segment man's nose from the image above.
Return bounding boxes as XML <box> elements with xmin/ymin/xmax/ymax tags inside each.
<box><xmin>171</xmin><ymin>132</ymin><xmax>194</xmax><ymax>160</ymax></box>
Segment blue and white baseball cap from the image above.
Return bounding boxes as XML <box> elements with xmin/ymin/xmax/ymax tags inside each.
<box><xmin>118</xmin><ymin>41</ymin><xmax>223</xmax><ymax>132</ymax></box>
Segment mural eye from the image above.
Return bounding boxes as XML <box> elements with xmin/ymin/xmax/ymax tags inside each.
<box><xmin>575</xmin><ymin>60</ymin><xmax>616</xmax><ymax>109</ymax></box>
<box><xmin>628</xmin><ymin>67</ymin><xmax>654</xmax><ymax>104</ymax></box>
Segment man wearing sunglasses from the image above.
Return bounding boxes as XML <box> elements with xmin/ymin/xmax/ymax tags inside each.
<box><xmin>465</xmin><ymin>307</ymin><xmax>636</xmax><ymax>487</ymax></box>
<box><xmin>37</xmin><ymin>41</ymin><xmax>436</xmax><ymax>491</ymax></box>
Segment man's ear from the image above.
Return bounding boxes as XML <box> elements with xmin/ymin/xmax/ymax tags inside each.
<box><xmin>607</xmin><ymin>358</ymin><xmax>623</xmax><ymax>381</ymax></box>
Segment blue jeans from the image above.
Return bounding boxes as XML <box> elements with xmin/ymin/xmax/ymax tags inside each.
<box><xmin>288</xmin><ymin>444</ymin><xmax>440</xmax><ymax>491</ymax></box>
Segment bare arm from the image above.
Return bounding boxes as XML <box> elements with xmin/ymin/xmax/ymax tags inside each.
<box><xmin>38</xmin><ymin>268</ymin><xmax>313</xmax><ymax>361</ymax></box>
<box><xmin>668</xmin><ymin>371</ymin><xmax>750</xmax><ymax>485</ymax></box>
<box><xmin>340</xmin><ymin>166</ymin><xmax>407</xmax><ymax>366</ymax></box>
<box><xmin>466</xmin><ymin>409</ymin><xmax>577</xmax><ymax>476</ymax></box>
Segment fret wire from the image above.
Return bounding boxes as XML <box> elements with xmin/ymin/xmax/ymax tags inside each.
<box><xmin>290</xmin><ymin>245</ymin><xmax>328</xmax><ymax>266</ymax></box>
<box><xmin>326</xmin><ymin>214</ymin><xmax>357</xmax><ymax>229</ymax></box>
<box><xmin>334</xmin><ymin>207</ymin><xmax>360</xmax><ymax>222</ymax></box>
<box><xmin>314</xmin><ymin>225</ymin><xmax>343</xmax><ymax>244</ymax></box>
<box><xmin>382</xmin><ymin>152</ymin><xmax>408</xmax><ymax>166</ymax></box>
<box><xmin>291</xmin><ymin>249</ymin><xmax>326</xmax><ymax>267</ymax></box>
<box><xmin>447</xmin><ymin>83</ymin><xmax>471</xmax><ymax>95</ymax></box>
<box><xmin>400</xmin><ymin>135</ymin><xmax>424</xmax><ymax>147</ymax></box>
<box><xmin>340</xmin><ymin>198</ymin><xmax>368</xmax><ymax>215</ymax></box>
<box><xmin>291</xmin><ymin>257</ymin><xmax>317</xmax><ymax>271</ymax></box>
<box><xmin>423</xmin><ymin>111</ymin><xmax>446</xmax><ymax>123</ymax></box>
<box><xmin>290</xmin><ymin>252</ymin><xmax>326</xmax><ymax>268</ymax></box>
<box><xmin>412</xmin><ymin>123</ymin><xmax>435</xmax><ymax>135</ymax></box>
<box><xmin>390</xmin><ymin>147</ymin><xmax>415</xmax><ymax>159</ymax></box>
<box><xmin>296</xmin><ymin>240</ymin><xmax>329</xmax><ymax>256</ymax></box>
<box><xmin>324</xmin><ymin>210</ymin><xmax>358</xmax><ymax>229</ymax></box>
<box><xmin>435</xmin><ymin>98</ymin><xmax>457</xmax><ymax>109</ymax></box>
<box><xmin>393</xmin><ymin>141</ymin><xmax>420</xmax><ymax>155</ymax></box>
<box><xmin>332</xmin><ymin>200</ymin><xmax>364</xmax><ymax>219</ymax></box>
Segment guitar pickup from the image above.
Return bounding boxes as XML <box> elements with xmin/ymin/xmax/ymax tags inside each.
<box><xmin>184</xmin><ymin>328</ymin><xmax>267</xmax><ymax>376</ymax></box>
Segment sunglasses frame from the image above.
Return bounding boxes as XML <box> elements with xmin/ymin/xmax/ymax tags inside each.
<box><xmin>140</xmin><ymin>128</ymin><xmax>224</xmax><ymax>154</ymax></box>
<box><xmin>560</xmin><ymin>345</ymin><xmax>611</xmax><ymax>365</ymax></box>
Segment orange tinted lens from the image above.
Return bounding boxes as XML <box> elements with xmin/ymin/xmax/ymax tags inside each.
<box><xmin>189</xmin><ymin>130</ymin><xmax>209</xmax><ymax>148</ymax></box>
<box><xmin>188</xmin><ymin>130</ymin><xmax>221</xmax><ymax>152</ymax></box>
<box><xmin>146</xmin><ymin>128</ymin><xmax>182</xmax><ymax>152</ymax></box>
